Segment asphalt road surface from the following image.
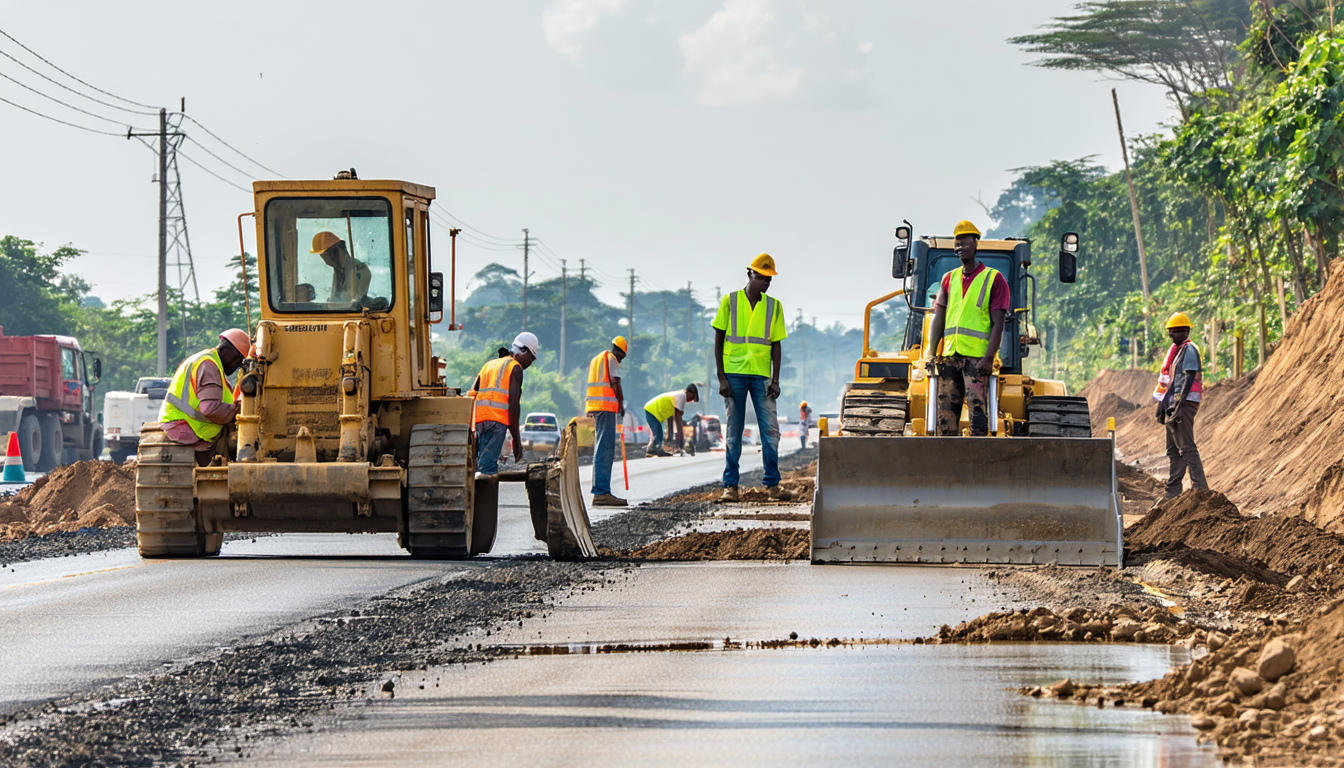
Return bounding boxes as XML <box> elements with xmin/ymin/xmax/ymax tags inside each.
<box><xmin>0</xmin><ymin>448</ymin><xmax>768</xmax><ymax>715</ymax></box>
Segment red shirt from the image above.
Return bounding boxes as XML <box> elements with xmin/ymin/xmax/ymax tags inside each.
<box><xmin>934</xmin><ymin>262</ymin><xmax>1012</xmax><ymax>313</ymax></box>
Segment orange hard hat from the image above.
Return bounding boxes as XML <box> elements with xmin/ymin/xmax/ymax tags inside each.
<box><xmin>612</xmin><ymin>336</ymin><xmax>628</xmax><ymax>353</ymax></box>
<box><xmin>310</xmin><ymin>231</ymin><xmax>343</xmax><ymax>254</ymax></box>
<box><xmin>800</xmin><ymin>400</ymin><xmax>808</xmax><ymax>407</ymax></box>
<box><xmin>219</xmin><ymin>328</ymin><xmax>252</xmax><ymax>357</ymax></box>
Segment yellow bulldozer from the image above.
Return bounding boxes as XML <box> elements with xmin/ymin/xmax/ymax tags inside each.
<box><xmin>134</xmin><ymin>171</ymin><xmax>595</xmax><ymax>560</ymax></box>
<box><xmin>811</xmin><ymin>223</ymin><xmax>1122</xmax><ymax>566</ymax></box>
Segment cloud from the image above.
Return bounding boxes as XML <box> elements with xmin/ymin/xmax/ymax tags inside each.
<box><xmin>543</xmin><ymin>0</ymin><xmax>629</xmax><ymax>60</ymax></box>
<box><xmin>679</xmin><ymin>0</ymin><xmax>874</xmax><ymax>108</ymax></box>
<box><xmin>542</xmin><ymin>0</ymin><xmax>684</xmax><ymax>90</ymax></box>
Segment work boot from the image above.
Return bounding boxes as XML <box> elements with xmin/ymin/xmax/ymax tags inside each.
<box><xmin>768</xmin><ymin>485</ymin><xmax>795</xmax><ymax>502</ymax></box>
<box><xmin>718</xmin><ymin>486</ymin><xmax>740</xmax><ymax>503</ymax></box>
<box><xmin>592</xmin><ymin>493</ymin><xmax>627</xmax><ymax>507</ymax></box>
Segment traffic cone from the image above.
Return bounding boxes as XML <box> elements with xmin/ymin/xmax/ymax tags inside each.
<box><xmin>2</xmin><ymin>431</ymin><xmax>24</xmax><ymax>483</ymax></box>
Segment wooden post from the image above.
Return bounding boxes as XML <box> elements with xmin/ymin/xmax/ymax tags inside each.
<box><xmin>1234</xmin><ymin>331</ymin><xmax>1244</xmax><ymax>379</ymax></box>
<box><xmin>1113</xmin><ymin>89</ymin><xmax>1151</xmax><ymax>352</ymax></box>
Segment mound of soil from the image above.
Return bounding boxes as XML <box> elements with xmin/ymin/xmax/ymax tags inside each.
<box><xmin>0</xmin><ymin>461</ymin><xmax>135</xmax><ymax>542</ymax></box>
<box><xmin>661</xmin><ymin>460</ymin><xmax>816</xmax><ymax>505</ymax></box>
<box><xmin>1089</xmin><ymin>392</ymin><xmax>1143</xmax><ymax>437</ymax></box>
<box><xmin>1078</xmin><ymin>368</ymin><xmax>1155</xmax><ymax>407</ymax></box>
<box><xmin>1305</xmin><ymin>459</ymin><xmax>1344</xmax><ymax>532</ymax></box>
<box><xmin>602</xmin><ymin>528</ymin><xmax>808</xmax><ymax>561</ymax></box>
<box><xmin>1117</xmin><ymin>461</ymin><xmax>1164</xmax><ymax>517</ymax></box>
<box><xmin>937</xmin><ymin>603</ymin><xmax>1201</xmax><ymax>645</ymax></box>
<box><xmin>1127</xmin><ymin>490</ymin><xmax>1344</xmax><ymax>588</ymax></box>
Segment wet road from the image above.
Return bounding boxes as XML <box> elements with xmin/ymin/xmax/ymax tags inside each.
<box><xmin>0</xmin><ymin>449</ymin><xmax>766</xmax><ymax>715</ymax></box>
<box><xmin>233</xmin><ymin>562</ymin><xmax>1217</xmax><ymax>768</ymax></box>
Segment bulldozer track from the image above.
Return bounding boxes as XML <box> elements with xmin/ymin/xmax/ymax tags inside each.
<box><xmin>1026</xmin><ymin>396</ymin><xmax>1092</xmax><ymax>438</ymax></box>
<box><xmin>405</xmin><ymin>423</ymin><xmax>476</xmax><ymax>558</ymax></box>
<box><xmin>840</xmin><ymin>391</ymin><xmax>908</xmax><ymax>437</ymax></box>
<box><xmin>134</xmin><ymin>426</ymin><xmax>221</xmax><ymax>557</ymax></box>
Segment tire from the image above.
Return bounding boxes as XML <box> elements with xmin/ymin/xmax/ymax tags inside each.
<box><xmin>16</xmin><ymin>413</ymin><xmax>42</xmax><ymax>472</ymax></box>
<box><xmin>37</xmin><ymin>414</ymin><xmax>62</xmax><ymax>472</ymax></box>
<box><xmin>82</xmin><ymin>425</ymin><xmax>104</xmax><ymax>462</ymax></box>
<box><xmin>404</xmin><ymin>423</ymin><xmax>474</xmax><ymax>559</ymax></box>
<box><xmin>1026</xmin><ymin>396</ymin><xmax>1093</xmax><ymax>438</ymax></box>
<box><xmin>135</xmin><ymin>426</ymin><xmax>211</xmax><ymax>557</ymax></box>
<box><xmin>111</xmin><ymin>448</ymin><xmax>132</xmax><ymax>465</ymax></box>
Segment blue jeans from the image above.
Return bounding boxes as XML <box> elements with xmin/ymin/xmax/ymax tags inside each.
<box><xmin>591</xmin><ymin>410</ymin><xmax>616</xmax><ymax>496</ymax></box>
<box><xmin>645</xmin><ymin>410</ymin><xmax>665</xmax><ymax>452</ymax></box>
<box><xmin>475</xmin><ymin>421</ymin><xmax>508</xmax><ymax>475</ymax></box>
<box><xmin>722</xmin><ymin>373</ymin><xmax>781</xmax><ymax>488</ymax></box>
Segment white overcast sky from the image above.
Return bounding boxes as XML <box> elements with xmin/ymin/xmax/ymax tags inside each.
<box><xmin>1</xmin><ymin>0</ymin><xmax>1175</xmax><ymax>328</ymax></box>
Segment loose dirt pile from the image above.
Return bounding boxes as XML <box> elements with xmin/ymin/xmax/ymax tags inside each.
<box><xmin>1078</xmin><ymin>368</ymin><xmax>1157</xmax><ymax>407</ymax></box>
<box><xmin>601</xmin><ymin>528</ymin><xmax>808</xmax><ymax>561</ymax></box>
<box><xmin>0</xmin><ymin>461</ymin><xmax>135</xmax><ymax>542</ymax></box>
<box><xmin>1117</xmin><ymin>461</ymin><xmax>1164</xmax><ymax>517</ymax></box>
<box><xmin>660</xmin><ymin>459</ymin><xmax>816</xmax><ymax>505</ymax></box>
<box><xmin>937</xmin><ymin>603</ymin><xmax>1201</xmax><ymax>645</ymax></box>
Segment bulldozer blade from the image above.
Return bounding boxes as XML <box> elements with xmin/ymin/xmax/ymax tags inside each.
<box><xmin>543</xmin><ymin>424</ymin><xmax>598</xmax><ymax>560</ymax></box>
<box><xmin>811</xmin><ymin>436</ymin><xmax>1122</xmax><ymax>566</ymax></box>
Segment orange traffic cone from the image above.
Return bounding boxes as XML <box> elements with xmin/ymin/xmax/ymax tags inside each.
<box><xmin>2</xmin><ymin>431</ymin><xmax>24</xmax><ymax>483</ymax></box>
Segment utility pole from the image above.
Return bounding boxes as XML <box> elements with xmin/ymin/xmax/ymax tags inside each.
<box><xmin>157</xmin><ymin>108</ymin><xmax>168</xmax><ymax>375</ymax></box>
<box><xmin>560</xmin><ymin>260</ymin><xmax>567</xmax><ymax>376</ymax></box>
<box><xmin>521</xmin><ymin>228</ymin><xmax>530</xmax><ymax>330</ymax></box>
<box><xmin>1113</xmin><ymin>88</ymin><xmax>1151</xmax><ymax>353</ymax></box>
<box><xmin>686</xmin><ymin>281</ymin><xmax>693</xmax><ymax>344</ymax></box>
<box><xmin>579</xmin><ymin>259</ymin><xmax>586</xmax><ymax>282</ymax></box>
<box><xmin>662</xmin><ymin>296</ymin><xmax>669</xmax><ymax>390</ymax></box>
<box><xmin>627</xmin><ymin>269</ymin><xmax>636</xmax><ymax>339</ymax></box>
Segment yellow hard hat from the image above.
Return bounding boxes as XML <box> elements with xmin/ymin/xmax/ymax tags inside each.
<box><xmin>748</xmin><ymin>253</ymin><xmax>778</xmax><ymax>276</ymax></box>
<box><xmin>800</xmin><ymin>400</ymin><xmax>808</xmax><ymax>407</ymax></box>
<box><xmin>310</xmin><ymin>231</ymin><xmax>342</xmax><ymax>254</ymax></box>
<box><xmin>952</xmin><ymin>220</ymin><xmax>981</xmax><ymax>238</ymax></box>
<box><xmin>1166</xmin><ymin>312</ymin><xmax>1193</xmax><ymax>329</ymax></box>
<box><xmin>612</xmin><ymin>336</ymin><xmax>628</xmax><ymax>353</ymax></box>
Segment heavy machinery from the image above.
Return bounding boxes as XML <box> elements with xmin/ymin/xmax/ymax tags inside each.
<box><xmin>0</xmin><ymin>327</ymin><xmax>104</xmax><ymax>471</ymax></box>
<box><xmin>810</xmin><ymin>224</ymin><xmax>1122</xmax><ymax>566</ymax></box>
<box><xmin>134</xmin><ymin>172</ymin><xmax>595</xmax><ymax>560</ymax></box>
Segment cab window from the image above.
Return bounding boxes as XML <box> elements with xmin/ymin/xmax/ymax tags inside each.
<box><xmin>264</xmin><ymin>197</ymin><xmax>395</xmax><ymax>313</ymax></box>
<box><xmin>60</xmin><ymin>348</ymin><xmax>77</xmax><ymax>380</ymax></box>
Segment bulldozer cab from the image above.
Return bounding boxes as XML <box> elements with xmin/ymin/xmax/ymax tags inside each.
<box><xmin>899</xmin><ymin>238</ymin><xmax>1032</xmax><ymax>374</ymax></box>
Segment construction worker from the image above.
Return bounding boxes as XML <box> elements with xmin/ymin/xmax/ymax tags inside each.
<box><xmin>1154</xmin><ymin>312</ymin><xmax>1209</xmax><ymax>497</ymax></box>
<box><xmin>469</xmin><ymin>332</ymin><xmax>538</xmax><ymax>475</ymax></box>
<box><xmin>926</xmin><ymin>220</ymin><xmax>1010</xmax><ymax>436</ymax></box>
<box><xmin>644</xmin><ymin>384</ymin><xmax>699</xmax><ymax>456</ymax></box>
<box><xmin>159</xmin><ymin>329</ymin><xmax>250</xmax><ymax>467</ymax></box>
<box><xmin>712</xmin><ymin>253</ymin><xmax>793</xmax><ymax>501</ymax></box>
<box><xmin>310</xmin><ymin>231</ymin><xmax>371</xmax><ymax>304</ymax></box>
<box><xmin>799</xmin><ymin>400</ymin><xmax>812</xmax><ymax>449</ymax></box>
<box><xmin>587</xmin><ymin>336</ymin><xmax>628</xmax><ymax>507</ymax></box>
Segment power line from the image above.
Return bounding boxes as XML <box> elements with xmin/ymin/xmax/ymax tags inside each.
<box><xmin>0</xmin><ymin>27</ymin><xmax>159</xmax><ymax>110</ymax></box>
<box><xmin>0</xmin><ymin>92</ymin><xmax>126</xmax><ymax>135</ymax></box>
<box><xmin>184</xmin><ymin>135</ymin><xmax>259</xmax><ymax>181</ymax></box>
<box><xmin>179</xmin><ymin>114</ymin><xmax>286</xmax><ymax>178</ymax></box>
<box><xmin>0</xmin><ymin>45</ymin><xmax>158</xmax><ymax>116</ymax></box>
<box><xmin>0</xmin><ymin>67</ymin><xmax>148</xmax><ymax>126</ymax></box>
<box><xmin>176</xmin><ymin>148</ymin><xmax>251</xmax><ymax>193</ymax></box>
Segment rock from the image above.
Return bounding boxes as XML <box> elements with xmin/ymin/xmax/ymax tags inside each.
<box><xmin>1307</xmin><ymin>725</ymin><xmax>1327</xmax><ymax>742</ymax></box>
<box><xmin>1191</xmin><ymin>715</ymin><xmax>1217</xmax><ymax>730</ymax></box>
<box><xmin>1209</xmin><ymin>700</ymin><xmax>1236</xmax><ymax>717</ymax></box>
<box><xmin>1111</xmin><ymin>620</ymin><xmax>1141</xmax><ymax>641</ymax></box>
<box><xmin>1285</xmin><ymin>575</ymin><xmax>1306</xmax><ymax>593</ymax></box>
<box><xmin>1229</xmin><ymin>667</ymin><xmax>1264</xmax><ymax>697</ymax></box>
<box><xmin>1238</xmin><ymin>708</ymin><xmax>1260</xmax><ymax>725</ymax></box>
<box><xmin>1047</xmin><ymin>678</ymin><xmax>1074</xmax><ymax>697</ymax></box>
<box><xmin>1257</xmin><ymin>638</ymin><xmax>1297</xmax><ymax>682</ymax></box>
<box><xmin>1207</xmin><ymin>631</ymin><xmax>1229</xmax><ymax>652</ymax></box>
<box><xmin>1263</xmin><ymin>682</ymin><xmax>1287</xmax><ymax>711</ymax></box>
<box><xmin>1155</xmin><ymin>699</ymin><xmax>1178</xmax><ymax>714</ymax></box>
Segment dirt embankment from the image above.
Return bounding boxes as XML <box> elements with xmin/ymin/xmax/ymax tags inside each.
<box><xmin>0</xmin><ymin>461</ymin><xmax>135</xmax><ymax>542</ymax></box>
<box><xmin>1079</xmin><ymin>368</ymin><xmax>1156</xmax><ymax>408</ymax></box>
<box><xmin>604</xmin><ymin>528</ymin><xmax>808</xmax><ymax>561</ymax></box>
<box><xmin>1085</xmin><ymin>260</ymin><xmax>1344</xmax><ymax>529</ymax></box>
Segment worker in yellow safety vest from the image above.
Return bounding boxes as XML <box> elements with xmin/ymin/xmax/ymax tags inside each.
<box><xmin>469</xmin><ymin>332</ymin><xmax>538</xmax><ymax>474</ymax></box>
<box><xmin>586</xmin><ymin>336</ymin><xmax>628</xmax><ymax>507</ymax></box>
<box><xmin>644</xmin><ymin>383</ymin><xmax>699</xmax><ymax>457</ymax></box>
<box><xmin>711</xmin><ymin>253</ymin><xmax>793</xmax><ymax>502</ymax></box>
<box><xmin>927</xmin><ymin>220</ymin><xmax>1010</xmax><ymax>436</ymax></box>
<box><xmin>159</xmin><ymin>328</ymin><xmax>251</xmax><ymax>466</ymax></box>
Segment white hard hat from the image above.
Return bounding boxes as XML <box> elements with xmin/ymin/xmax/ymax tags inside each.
<box><xmin>512</xmin><ymin>331</ymin><xmax>540</xmax><ymax>357</ymax></box>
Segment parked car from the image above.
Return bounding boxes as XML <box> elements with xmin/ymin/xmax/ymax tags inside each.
<box><xmin>519</xmin><ymin>412</ymin><xmax>561</xmax><ymax>460</ymax></box>
<box><xmin>701</xmin><ymin>414</ymin><xmax>723</xmax><ymax>449</ymax></box>
<box><xmin>103</xmin><ymin>377</ymin><xmax>170</xmax><ymax>464</ymax></box>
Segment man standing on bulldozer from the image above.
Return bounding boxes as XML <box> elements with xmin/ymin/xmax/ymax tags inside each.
<box><xmin>159</xmin><ymin>329</ymin><xmax>250</xmax><ymax>467</ymax></box>
<box><xmin>470</xmin><ymin>332</ymin><xmax>538</xmax><ymax>475</ymax></box>
<box><xmin>586</xmin><ymin>336</ymin><xmax>628</xmax><ymax>507</ymax></box>
<box><xmin>927</xmin><ymin>220</ymin><xmax>1010</xmax><ymax>436</ymax></box>
<box><xmin>1154</xmin><ymin>312</ymin><xmax>1209</xmax><ymax>498</ymax></box>
<box><xmin>712</xmin><ymin>253</ymin><xmax>793</xmax><ymax>502</ymax></box>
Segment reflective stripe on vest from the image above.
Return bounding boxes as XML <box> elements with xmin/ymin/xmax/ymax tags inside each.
<box><xmin>473</xmin><ymin>356</ymin><xmax>519</xmax><ymax>425</ymax></box>
<box><xmin>722</xmin><ymin>291</ymin><xmax>779</xmax><ymax>377</ymax></box>
<box><xmin>586</xmin><ymin>351</ymin><xmax>619</xmax><ymax>413</ymax></box>
<box><xmin>944</xmin><ymin>266</ymin><xmax>998</xmax><ymax>358</ymax></box>
<box><xmin>158</xmin><ymin>348</ymin><xmax>235</xmax><ymax>443</ymax></box>
<box><xmin>1153</xmin><ymin>341</ymin><xmax>1203</xmax><ymax>403</ymax></box>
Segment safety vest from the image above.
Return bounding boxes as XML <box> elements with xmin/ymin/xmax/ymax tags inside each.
<box><xmin>159</xmin><ymin>348</ymin><xmax>236</xmax><ymax>443</ymax></box>
<box><xmin>585</xmin><ymin>351</ymin><xmax>619</xmax><ymax>413</ymax></box>
<box><xmin>721</xmin><ymin>290</ymin><xmax>781</xmax><ymax>377</ymax></box>
<box><xmin>472</xmin><ymin>356</ymin><xmax>520</xmax><ymax>426</ymax></box>
<box><xmin>1152</xmin><ymin>341</ymin><xmax>1203</xmax><ymax>403</ymax></box>
<box><xmin>645</xmin><ymin>391</ymin><xmax>680</xmax><ymax>423</ymax></box>
<box><xmin>943</xmin><ymin>265</ymin><xmax>1000</xmax><ymax>358</ymax></box>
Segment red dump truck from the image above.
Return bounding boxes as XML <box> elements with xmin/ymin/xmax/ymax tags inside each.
<box><xmin>0</xmin><ymin>326</ymin><xmax>104</xmax><ymax>472</ymax></box>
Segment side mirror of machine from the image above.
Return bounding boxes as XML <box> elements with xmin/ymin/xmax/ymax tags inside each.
<box><xmin>428</xmin><ymin>272</ymin><xmax>444</xmax><ymax>323</ymax></box>
<box><xmin>1059</xmin><ymin>232</ymin><xmax>1079</xmax><ymax>283</ymax></box>
<box><xmin>92</xmin><ymin>358</ymin><xmax>102</xmax><ymax>380</ymax></box>
<box><xmin>892</xmin><ymin>220</ymin><xmax>913</xmax><ymax>278</ymax></box>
